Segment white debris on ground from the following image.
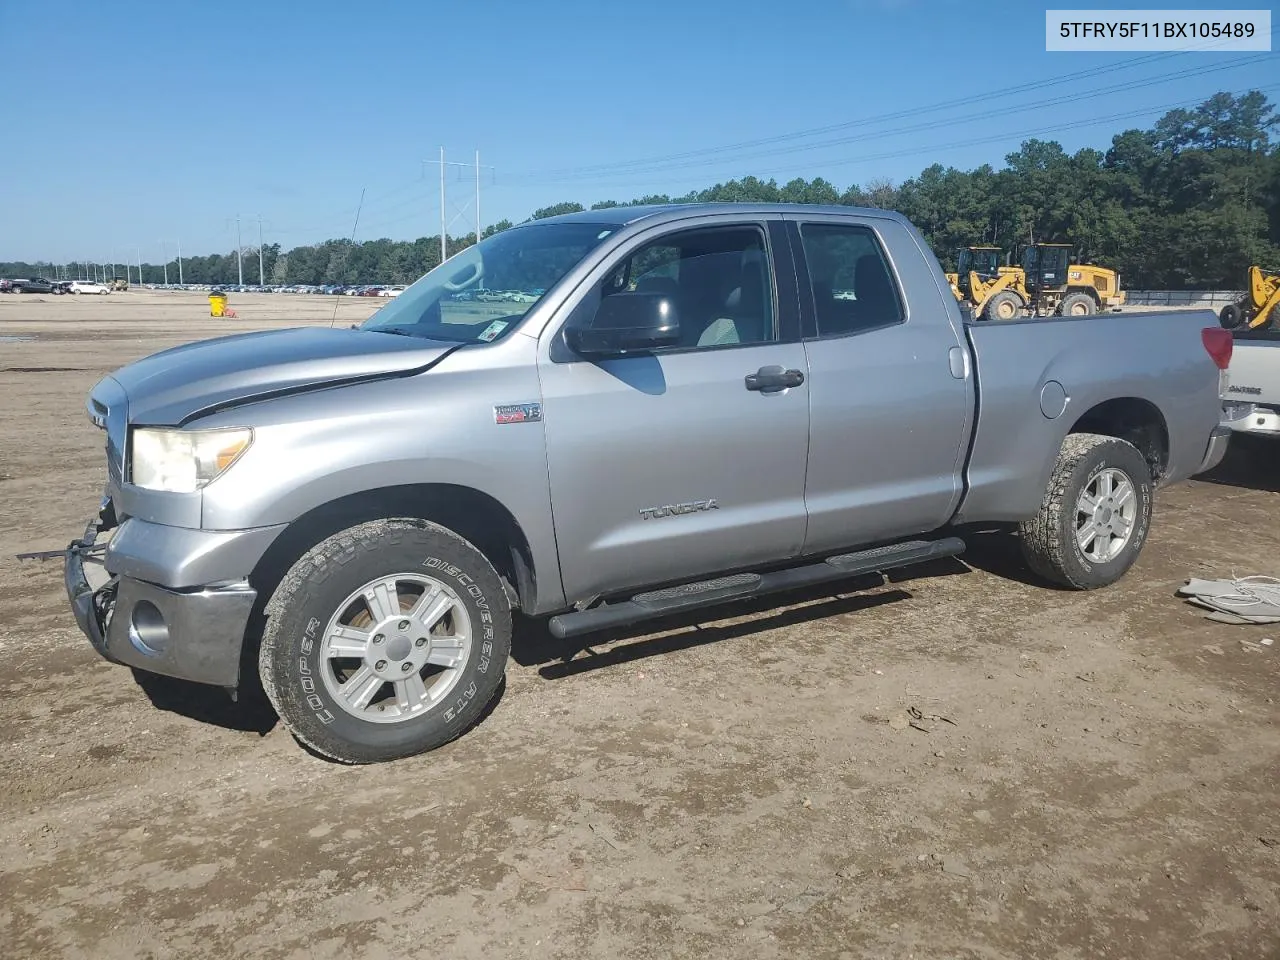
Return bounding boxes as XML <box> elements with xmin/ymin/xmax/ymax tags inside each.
<box><xmin>1176</xmin><ymin>576</ymin><xmax>1280</xmax><ymax>624</ymax></box>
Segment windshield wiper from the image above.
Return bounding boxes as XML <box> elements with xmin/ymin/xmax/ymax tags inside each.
<box><xmin>364</xmin><ymin>326</ymin><xmax>483</xmax><ymax>345</ymax></box>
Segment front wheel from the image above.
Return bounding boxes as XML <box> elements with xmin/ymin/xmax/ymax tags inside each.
<box><xmin>259</xmin><ymin>518</ymin><xmax>512</xmax><ymax>763</ymax></box>
<box><xmin>1018</xmin><ymin>433</ymin><xmax>1153</xmax><ymax>590</ymax></box>
<box><xmin>983</xmin><ymin>290</ymin><xmax>1023</xmax><ymax>321</ymax></box>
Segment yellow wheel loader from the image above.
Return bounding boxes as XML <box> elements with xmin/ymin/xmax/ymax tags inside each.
<box><xmin>953</xmin><ymin>246</ymin><xmax>1028</xmax><ymax>321</ymax></box>
<box><xmin>1020</xmin><ymin>244</ymin><xmax>1125</xmax><ymax>317</ymax></box>
<box><xmin>945</xmin><ymin>270</ymin><xmax>961</xmax><ymax>300</ymax></box>
<box><xmin>1218</xmin><ymin>265</ymin><xmax>1280</xmax><ymax>331</ymax></box>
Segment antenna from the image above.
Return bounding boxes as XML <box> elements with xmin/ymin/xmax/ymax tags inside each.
<box><xmin>331</xmin><ymin>187</ymin><xmax>366</xmax><ymax>328</ymax></box>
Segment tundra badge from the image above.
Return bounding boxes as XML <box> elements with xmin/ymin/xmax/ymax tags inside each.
<box><xmin>639</xmin><ymin>499</ymin><xmax>719</xmax><ymax>520</ymax></box>
<box><xmin>494</xmin><ymin>402</ymin><xmax>543</xmax><ymax>424</ymax></box>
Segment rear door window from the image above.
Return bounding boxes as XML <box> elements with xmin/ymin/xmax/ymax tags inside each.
<box><xmin>797</xmin><ymin>223</ymin><xmax>905</xmax><ymax>337</ymax></box>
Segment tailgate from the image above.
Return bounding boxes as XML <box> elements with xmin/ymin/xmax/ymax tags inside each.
<box><xmin>1226</xmin><ymin>337</ymin><xmax>1280</xmax><ymax>406</ymax></box>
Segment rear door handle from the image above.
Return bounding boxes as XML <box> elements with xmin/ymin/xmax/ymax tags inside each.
<box><xmin>745</xmin><ymin>365</ymin><xmax>804</xmax><ymax>392</ymax></box>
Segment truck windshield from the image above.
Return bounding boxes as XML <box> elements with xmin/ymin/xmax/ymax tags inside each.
<box><xmin>360</xmin><ymin>221</ymin><xmax>618</xmax><ymax>343</ymax></box>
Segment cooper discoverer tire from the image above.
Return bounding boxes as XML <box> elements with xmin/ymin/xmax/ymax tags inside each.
<box><xmin>1018</xmin><ymin>433</ymin><xmax>1153</xmax><ymax>590</ymax></box>
<box><xmin>259</xmin><ymin>518</ymin><xmax>511</xmax><ymax>764</ymax></box>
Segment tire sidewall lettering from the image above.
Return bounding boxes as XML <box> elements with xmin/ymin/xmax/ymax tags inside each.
<box><xmin>290</xmin><ymin>548</ymin><xmax>499</xmax><ymax>729</ymax></box>
<box><xmin>1070</xmin><ymin>452</ymin><xmax>1151</xmax><ymax>575</ymax></box>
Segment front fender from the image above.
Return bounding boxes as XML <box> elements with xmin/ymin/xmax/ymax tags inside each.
<box><xmin>196</xmin><ymin>343</ymin><xmax>565</xmax><ymax>609</ymax></box>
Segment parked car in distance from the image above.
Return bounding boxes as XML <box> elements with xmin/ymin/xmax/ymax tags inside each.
<box><xmin>63</xmin><ymin>202</ymin><xmax>1235</xmax><ymax>765</ymax></box>
<box><xmin>70</xmin><ymin>280</ymin><xmax>111</xmax><ymax>295</ymax></box>
<box><xmin>11</xmin><ymin>277</ymin><xmax>63</xmax><ymax>294</ymax></box>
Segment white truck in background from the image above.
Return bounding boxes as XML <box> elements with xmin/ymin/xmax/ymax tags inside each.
<box><xmin>1222</xmin><ymin>329</ymin><xmax>1280</xmax><ymax>439</ymax></box>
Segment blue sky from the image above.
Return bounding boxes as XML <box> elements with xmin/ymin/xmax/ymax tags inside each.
<box><xmin>0</xmin><ymin>0</ymin><xmax>1275</xmax><ymax>262</ymax></box>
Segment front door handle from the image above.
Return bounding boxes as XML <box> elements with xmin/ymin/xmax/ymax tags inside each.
<box><xmin>745</xmin><ymin>365</ymin><xmax>804</xmax><ymax>392</ymax></box>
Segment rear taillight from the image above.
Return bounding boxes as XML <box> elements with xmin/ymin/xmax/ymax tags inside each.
<box><xmin>1202</xmin><ymin>327</ymin><xmax>1232</xmax><ymax>370</ymax></box>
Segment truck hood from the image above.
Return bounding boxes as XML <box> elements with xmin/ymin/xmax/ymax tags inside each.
<box><xmin>100</xmin><ymin>326</ymin><xmax>462</xmax><ymax>426</ymax></box>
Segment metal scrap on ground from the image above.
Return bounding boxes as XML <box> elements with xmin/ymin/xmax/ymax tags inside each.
<box><xmin>1175</xmin><ymin>576</ymin><xmax>1280</xmax><ymax>624</ymax></box>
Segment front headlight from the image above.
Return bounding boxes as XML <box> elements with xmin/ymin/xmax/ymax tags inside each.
<box><xmin>130</xmin><ymin>427</ymin><xmax>253</xmax><ymax>493</ymax></box>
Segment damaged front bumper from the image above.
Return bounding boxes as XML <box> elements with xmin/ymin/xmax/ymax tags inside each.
<box><xmin>63</xmin><ymin>502</ymin><xmax>262</xmax><ymax>688</ymax></box>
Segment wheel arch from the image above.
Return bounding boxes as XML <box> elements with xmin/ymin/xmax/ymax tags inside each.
<box><xmin>1067</xmin><ymin>396</ymin><xmax>1169</xmax><ymax>482</ymax></box>
<box><xmin>1064</xmin><ymin>286</ymin><xmax>1102</xmax><ymax>303</ymax></box>
<box><xmin>248</xmin><ymin>483</ymin><xmax>539</xmax><ymax>615</ymax></box>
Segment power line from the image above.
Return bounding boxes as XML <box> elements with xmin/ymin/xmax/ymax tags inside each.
<box><xmin>508</xmin><ymin>52</ymin><xmax>1277</xmax><ymax>186</ymax></box>
<box><xmin>508</xmin><ymin>30</ymin><xmax>1277</xmax><ymax>182</ymax></box>
<box><xmin>526</xmin><ymin>81</ymin><xmax>1280</xmax><ymax>196</ymax></box>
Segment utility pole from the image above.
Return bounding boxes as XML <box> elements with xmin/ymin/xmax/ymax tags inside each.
<box><xmin>177</xmin><ymin>239</ymin><xmax>183</xmax><ymax>285</ymax></box>
<box><xmin>136</xmin><ymin>248</ymin><xmax>142</xmax><ymax>286</ymax></box>
<box><xmin>257</xmin><ymin>215</ymin><xmax>265</xmax><ymax>286</ymax></box>
<box><xmin>425</xmin><ymin>149</ymin><xmax>494</xmax><ymax>263</ymax></box>
<box><xmin>160</xmin><ymin>242</ymin><xmax>168</xmax><ymax>286</ymax></box>
<box><xmin>235</xmin><ymin>215</ymin><xmax>244</xmax><ymax>286</ymax></box>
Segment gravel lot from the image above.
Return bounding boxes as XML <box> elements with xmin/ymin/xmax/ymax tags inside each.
<box><xmin>1</xmin><ymin>291</ymin><xmax>1277</xmax><ymax>960</ymax></box>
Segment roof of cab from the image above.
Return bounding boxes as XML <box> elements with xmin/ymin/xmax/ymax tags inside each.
<box><xmin>530</xmin><ymin>201</ymin><xmax>912</xmax><ymax>229</ymax></box>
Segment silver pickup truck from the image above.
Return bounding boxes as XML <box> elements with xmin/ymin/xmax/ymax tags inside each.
<box><xmin>62</xmin><ymin>203</ymin><xmax>1235</xmax><ymax>764</ymax></box>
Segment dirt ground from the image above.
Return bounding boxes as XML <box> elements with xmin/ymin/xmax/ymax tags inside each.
<box><xmin>1</xmin><ymin>291</ymin><xmax>1277</xmax><ymax>960</ymax></box>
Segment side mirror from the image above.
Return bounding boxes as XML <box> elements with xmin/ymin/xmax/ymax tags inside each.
<box><xmin>565</xmin><ymin>291</ymin><xmax>681</xmax><ymax>356</ymax></box>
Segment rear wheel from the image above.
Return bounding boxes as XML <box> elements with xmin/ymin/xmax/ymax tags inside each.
<box><xmin>1059</xmin><ymin>292</ymin><xmax>1096</xmax><ymax>317</ymax></box>
<box><xmin>1219</xmin><ymin>302</ymin><xmax>1244</xmax><ymax>329</ymax></box>
<box><xmin>1019</xmin><ymin>433</ymin><xmax>1153</xmax><ymax>590</ymax></box>
<box><xmin>259</xmin><ymin>518</ymin><xmax>511</xmax><ymax>764</ymax></box>
<box><xmin>983</xmin><ymin>290</ymin><xmax>1022</xmax><ymax>321</ymax></box>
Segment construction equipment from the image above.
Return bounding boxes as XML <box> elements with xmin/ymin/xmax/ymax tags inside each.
<box><xmin>111</xmin><ymin>277</ymin><xmax>128</xmax><ymax>292</ymax></box>
<box><xmin>1020</xmin><ymin>244</ymin><xmax>1125</xmax><ymax>317</ymax></box>
<box><xmin>950</xmin><ymin>246</ymin><xmax>1029</xmax><ymax>321</ymax></box>
<box><xmin>948</xmin><ymin>242</ymin><xmax>1125</xmax><ymax>320</ymax></box>
<box><xmin>945</xmin><ymin>269</ymin><xmax>961</xmax><ymax>300</ymax></box>
<box><xmin>1218</xmin><ymin>265</ymin><xmax>1280</xmax><ymax>331</ymax></box>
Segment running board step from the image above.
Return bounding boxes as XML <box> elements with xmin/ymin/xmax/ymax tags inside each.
<box><xmin>546</xmin><ymin>537</ymin><xmax>965</xmax><ymax>639</ymax></box>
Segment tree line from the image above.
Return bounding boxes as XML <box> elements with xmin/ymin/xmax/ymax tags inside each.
<box><xmin>5</xmin><ymin>90</ymin><xmax>1277</xmax><ymax>290</ymax></box>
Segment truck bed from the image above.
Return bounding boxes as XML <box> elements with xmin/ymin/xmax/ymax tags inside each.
<box><xmin>953</xmin><ymin>309</ymin><xmax>1224</xmax><ymax>524</ymax></box>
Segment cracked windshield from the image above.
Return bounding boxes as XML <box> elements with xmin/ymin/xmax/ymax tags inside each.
<box><xmin>360</xmin><ymin>221</ymin><xmax>618</xmax><ymax>342</ymax></box>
